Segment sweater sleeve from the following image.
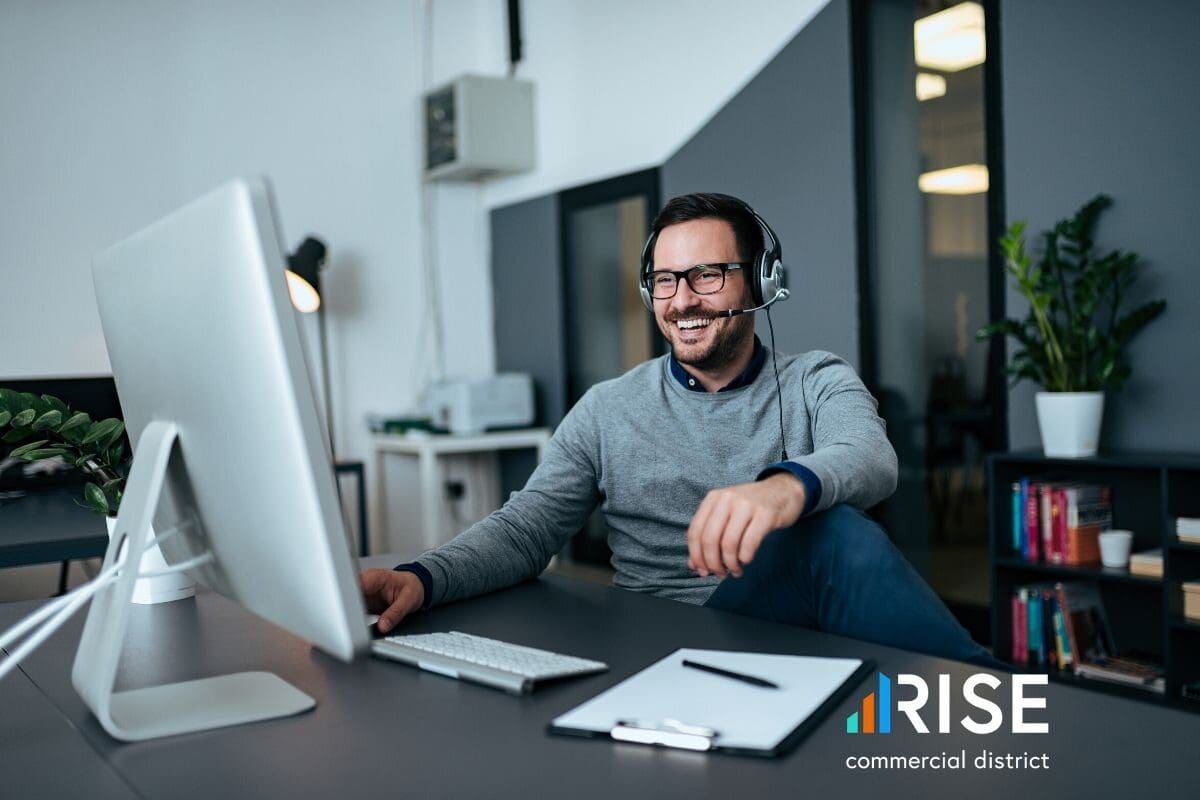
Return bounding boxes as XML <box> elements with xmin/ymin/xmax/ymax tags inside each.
<box><xmin>412</xmin><ymin>388</ymin><xmax>603</xmax><ymax>607</ymax></box>
<box><xmin>761</xmin><ymin>351</ymin><xmax>897</xmax><ymax>513</ymax></box>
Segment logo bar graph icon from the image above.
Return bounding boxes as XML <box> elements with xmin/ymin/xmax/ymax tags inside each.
<box><xmin>846</xmin><ymin>673</ymin><xmax>891</xmax><ymax>734</ymax></box>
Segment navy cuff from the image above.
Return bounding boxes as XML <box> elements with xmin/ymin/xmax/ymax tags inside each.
<box><xmin>393</xmin><ymin>561</ymin><xmax>434</xmax><ymax>611</ymax></box>
<box><xmin>757</xmin><ymin>461</ymin><xmax>822</xmax><ymax>516</ymax></box>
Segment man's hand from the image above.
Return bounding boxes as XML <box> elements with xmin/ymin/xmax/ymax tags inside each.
<box><xmin>686</xmin><ymin>473</ymin><xmax>807</xmax><ymax>578</ymax></box>
<box><xmin>359</xmin><ymin>569</ymin><xmax>425</xmax><ymax>634</ymax></box>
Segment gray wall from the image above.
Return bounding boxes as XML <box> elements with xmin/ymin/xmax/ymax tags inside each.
<box><xmin>490</xmin><ymin>194</ymin><xmax>564</xmax><ymax>497</ymax></box>
<box><xmin>661</xmin><ymin>0</ymin><xmax>859</xmax><ymax>363</ymax></box>
<box><xmin>1002</xmin><ymin>0</ymin><xmax>1200</xmax><ymax>450</ymax></box>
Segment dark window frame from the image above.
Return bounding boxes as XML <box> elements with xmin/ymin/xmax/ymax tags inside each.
<box><xmin>557</xmin><ymin>167</ymin><xmax>663</xmax><ymax>409</ymax></box>
<box><xmin>849</xmin><ymin>0</ymin><xmax>1008</xmax><ymax>451</ymax></box>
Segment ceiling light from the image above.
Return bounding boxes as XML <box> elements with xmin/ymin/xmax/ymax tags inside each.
<box><xmin>915</xmin><ymin>2</ymin><xmax>986</xmax><ymax>72</ymax></box>
<box><xmin>918</xmin><ymin>164</ymin><xmax>989</xmax><ymax>195</ymax></box>
<box><xmin>916</xmin><ymin>73</ymin><xmax>947</xmax><ymax>101</ymax></box>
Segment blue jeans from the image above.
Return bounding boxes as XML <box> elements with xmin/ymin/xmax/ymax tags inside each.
<box><xmin>703</xmin><ymin>504</ymin><xmax>999</xmax><ymax>668</ymax></box>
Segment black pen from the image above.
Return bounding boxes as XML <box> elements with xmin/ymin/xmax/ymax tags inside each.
<box><xmin>682</xmin><ymin>659</ymin><xmax>779</xmax><ymax>689</ymax></box>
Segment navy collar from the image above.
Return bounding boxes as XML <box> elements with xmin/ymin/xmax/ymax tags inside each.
<box><xmin>669</xmin><ymin>336</ymin><xmax>767</xmax><ymax>393</ymax></box>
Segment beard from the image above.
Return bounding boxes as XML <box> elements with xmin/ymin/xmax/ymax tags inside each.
<box><xmin>658</xmin><ymin>305</ymin><xmax>756</xmax><ymax>373</ymax></box>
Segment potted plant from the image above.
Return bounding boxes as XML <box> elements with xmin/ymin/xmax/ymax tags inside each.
<box><xmin>0</xmin><ymin>388</ymin><xmax>193</xmax><ymax>602</ymax></box>
<box><xmin>977</xmin><ymin>195</ymin><xmax>1167</xmax><ymax>457</ymax></box>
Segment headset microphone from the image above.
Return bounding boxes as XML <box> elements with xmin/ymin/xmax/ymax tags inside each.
<box><xmin>713</xmin><ymin>288</ymin><xmax>791</xmax><ymax>318</ymax></box>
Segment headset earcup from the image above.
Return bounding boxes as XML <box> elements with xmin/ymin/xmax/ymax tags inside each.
<box><xmin>639</xmin><ymin>282</ymin><xmax>654</xmax><ymax>312</ymax></box>
<box><xmin>751</xmin><ymin>252</ymin><xmax>768</xmax><ymax>305</ymax></box>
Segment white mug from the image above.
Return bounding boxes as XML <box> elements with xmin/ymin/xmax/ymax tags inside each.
<box><xmin>1099</xmin><ymin>530</ymin><xmax>1134</xmax><ymax>569</ymax></box>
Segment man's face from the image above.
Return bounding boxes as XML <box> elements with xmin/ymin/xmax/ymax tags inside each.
<box><xmin>651</xmin><ymin>218</ymin><xmax>755</xmax><ymax>372</ymax></box>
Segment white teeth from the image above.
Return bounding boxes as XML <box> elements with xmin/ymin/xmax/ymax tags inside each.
<box><xmin>676</xmin><ymin>318</ymin><xmax>712</xmax><ymax>330</ymax></box>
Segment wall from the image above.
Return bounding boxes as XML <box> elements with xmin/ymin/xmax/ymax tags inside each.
<box><xmin>1001</xmin><ymin>0</ymin><xmax>1200</xmax><ymax>450</ymax></box>
<box><xmin>662</xmin><ymin>0</ymin><xmax>859</xmax><ymax>362</ymax></box>
<box><xmin>481</xmin><ymin>0</ymin><xmax>831</xmax><ymax>211</ymax></box>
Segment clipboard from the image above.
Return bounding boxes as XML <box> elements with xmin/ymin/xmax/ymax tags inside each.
<box><xmin>548</xmin><ymin>648</ymin><xmax>874</xmax><ymax>757</ymax></box>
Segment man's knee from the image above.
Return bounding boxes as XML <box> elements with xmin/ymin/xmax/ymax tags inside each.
<box><xmin>794</xmin><ymin>504</ymin><xmax>896</xmax><ymax>577</ymax></box>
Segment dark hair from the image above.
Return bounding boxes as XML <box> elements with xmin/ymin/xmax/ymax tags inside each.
<box><xmin>649</xmin><ymin>193</ymin><xmax>763</xmax><ymax>264</ymax></box>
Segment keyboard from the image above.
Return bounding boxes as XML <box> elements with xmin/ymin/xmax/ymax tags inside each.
<box><xmin>371</xmin><ymin>631</ymin><xmax>608</xmax><ymax>695</ymax></box>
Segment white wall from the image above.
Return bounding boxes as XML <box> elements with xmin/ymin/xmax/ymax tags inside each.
<box><xmin>480</xmin><ymin>0</ymin><xmax>831</xmax><ymax>210</ymax></box>
<box><xmin>0</xmin><ymin>0</ymin><xmax>427</xmax><ymax>474</ymax></box>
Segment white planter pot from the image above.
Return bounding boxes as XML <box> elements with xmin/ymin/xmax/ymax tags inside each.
<box><xmin>1035</xmin><ymin>391</ymin><xmax>1104</xmax><ymax>458</ymax></box>
<box><xmin>105</xmin><ymin>516</ymin><xmax>196</xmax><ymax>604</ymax></box>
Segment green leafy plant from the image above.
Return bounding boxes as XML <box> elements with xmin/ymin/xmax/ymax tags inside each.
<box><xmin>977</xmin><ymin>194</ymin><xmax>1167</xmax><ymax>392</ymax></box>
<box><xmin>0</xmin><ymin>388</ymin><xmax>129</xmax><ymax>516</ymax></box>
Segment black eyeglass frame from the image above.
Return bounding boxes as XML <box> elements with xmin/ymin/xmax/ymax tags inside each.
<box><xmin>643</xmin><ymin>262</ymin><xmax>750</xmax><ymax>300</ymax></box>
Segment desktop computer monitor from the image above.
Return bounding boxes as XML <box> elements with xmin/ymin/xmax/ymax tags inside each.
<box><xmin>74</xmin><ymin>178</ymin><xmax>369</xmax><ymax>741</ymax></box>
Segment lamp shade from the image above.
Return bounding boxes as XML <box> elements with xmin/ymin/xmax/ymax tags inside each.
<box><xmin>286</xmin><ymin>236</ymin><xmax>327</xmax><ymax>313</ymax></box>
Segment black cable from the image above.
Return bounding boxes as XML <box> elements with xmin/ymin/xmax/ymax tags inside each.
<box><xmin>765</xmin><ymin>307</ymin><xmax>788</xmax><ymax>460</ymax></box>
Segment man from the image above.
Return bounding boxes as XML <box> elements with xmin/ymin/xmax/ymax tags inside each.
<box><xmin>361</xmin><ymin>192</ymin><xmax>992</xmax><ymax>666</ymax></box>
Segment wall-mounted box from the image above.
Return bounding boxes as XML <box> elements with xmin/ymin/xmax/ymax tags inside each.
<box><xmin>424</xmin><ymin>74</ymin><xmax>535</xmax><ymax>181</ymax></box>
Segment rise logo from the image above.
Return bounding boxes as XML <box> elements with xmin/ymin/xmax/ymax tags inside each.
<box><xmin>846</xmin><ymin>672</ymin><xmax>1049</xmax><ymax>735</ymax></box>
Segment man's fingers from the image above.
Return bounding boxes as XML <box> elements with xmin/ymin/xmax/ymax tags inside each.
<box><xmin>359</xmin><ymin>569</ymin><xmax>392</xmax><ymax>613</ymax></box>
<box><xmin>700</xmin><ymin>499</ymin><xmax>731</xmax><ymax>577</ymax></box>
<box><xmin>687</xmin><ymin>497</ymin><xmax>715</xmax><ymax>574</ymax></box>
<box><xmin>738</xmin><ymin>516</ymin><xmax>773</xmax><ymax>566</ymax></box>
<box><xmin>376</xmin><ymin>582</ymin><xmax>419</xmax><ymax>634</ymax></box>
<box><xmin>721</xmin><ymin>503</ymin><xmax>755</xmax><ymax>577</ymax></box>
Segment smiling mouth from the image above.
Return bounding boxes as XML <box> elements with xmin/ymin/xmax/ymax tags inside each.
<box><xmin>673</xmin><ymin>317</ymin><xmax>713</xmax><ymax>331</ymax></box>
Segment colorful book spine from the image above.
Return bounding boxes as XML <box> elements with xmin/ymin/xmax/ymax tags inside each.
<box><xmin>1053</xmin><ymin>595</ymin><xmax>1072</xmax><ymax>668</ymax></box>
<box><xmin>1055</xmin><ymin>582</ymin><xmax>1079</xmax><ymax>673</ymax></box>
<box><xmin>1064</xmin><ymin>485</ymin><xmax>1110</xmax><ymax>565</ymax></box>
<box><xmin>1028</xmin><ymin>591</ymin><xmax>1044</xmax><ymax>666</ymax></box>
<box><xmin>1043</xmin><ymin>589</ymin><xmax>1058</xmax><ymax>670</ymax></box>
<box><xmin>1012</xmin><ymin>482</ymin><xmax>1023</xmax><ymax>552</ymax></box>
<box><xmin>1024</xmin><ymin>480</ymin><xmax>1039</xmax><ymax>561</ymax></box>
<box><xmin>1015</xmin><ymin>589</ymin><xmax>1029</xmax><ymax>665</ymax></box>
<box><xmin>1050</xmin><ymin>488</ymin><xmax>1067</xmax><ymax>564</ymax></box>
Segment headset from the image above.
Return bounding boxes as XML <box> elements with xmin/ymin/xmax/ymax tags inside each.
<box><xmin>638</xmin><ymin>196</ymin><xmax>790</xmax><ymax>314</ymax></box>
<box><xmin>639</xmin><ymin>195</ymin><xmax>793</xmax><ymax>460</ymax></box>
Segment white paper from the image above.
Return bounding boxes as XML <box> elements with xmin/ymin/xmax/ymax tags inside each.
<box><xmin>551</xmin><ymin>648</ymin><xmax>863</xmax><ymax>751</ymax></box>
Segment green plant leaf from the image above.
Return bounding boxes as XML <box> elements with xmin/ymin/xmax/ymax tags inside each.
<box><xmin>81</xmin><ymin>418</ymin><xmax>122</xmax><ymax>447</ymax></box>
<box><xmin>58</xmin><ymin>411</ymin><xmax>90</xmax><ymax>434</ymax></box>
<box><xmin>84</xmin><ymin>482</ymin><xmax>109</xmax><ymax>516</ymax></box>
<box><xmin>11</xmin><ymin>408</ymin><xmax>36</xmax><ymax>427</ymax></box>
<box><xmin>102</xmin><ymin>420</ymin><xmax>126</xmax><ymax>450</ymax></box>
<box><xmin>3</xmin><ymin>427</ymin><xmax>37</xmax><ymax>444</ymax></box>
<box><xmin>40</xmin><ymin>395</ymin><xmax>69</xmax><ymax>416</ymax></box>
<box><xmin>0</xmin><ymin>410</ymin><xmax>10</xmax><ymax>427</ymax></box>
<box><xmin>20</xmin><ymin>448</ymin><xmax>71</xmax><ymax>461</ymax></box>
<box><xmin>31</xmin><ymin>410</ymin><xmax>63</xmax><ymax>431</ymax></box>
<box><xmin>9</xmin><ymin>439</ymin><xmax>49</xmax><ymax>458</ymax></box>
<box><xmin>0</xmin><ymin>387</ymin><xmax>17</xmax><ymax>412</ymax></box>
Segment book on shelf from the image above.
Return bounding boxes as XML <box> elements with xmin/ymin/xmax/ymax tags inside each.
<box><xmin>1008</xmin><ymin>580</ymin><xmax>1165</xmax><ymax>694</ymax></box>
<box><xmin>1010</xmin><ymin>479</ymin><xmax>1111</xmax><ymax>565</ymax></box>
<box><xmin>1128</xmin><ymin>548</ymin><xmax>1163</xmax><ymax>578</ymax></box>
<box><xmin>1074</xmin><ymin>656</ymin><xmax>1165</xmax><ymax>694</ymax></box>
<box><xmin>1183</xmin><ymin>581</ymin><xmax>1200</xmax><ymax>622</ymax></box>
<box><xmin>1176</xmin><ymin>516</ymin><xmax>1200</xmax><ymax>543</ymax></box>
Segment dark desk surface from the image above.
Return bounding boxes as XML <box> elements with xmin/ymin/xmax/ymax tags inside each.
<box><xmin>2</xmin><ymin>555</ymin><xmax>1198</xmax><ymax>798</ymax></box>
<box><xmin>0</xmin><ymin>488</ymin><xmax>109</xmax><ymax>567</ymax></box>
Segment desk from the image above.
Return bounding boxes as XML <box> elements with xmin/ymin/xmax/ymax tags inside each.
<box><xmin>0</xmin><ymin>488</ymin><xmax>109</xmax><ymax>594</ymax></box>
<box><xmin>371</xmin><ymin>429</ymin><xmax>551</xmax><ymax>551</ymax></box>
<box><xmin>1</xmin><ymin>555</ymin><xmax>1197</xmax><ymax>798</ymax></box>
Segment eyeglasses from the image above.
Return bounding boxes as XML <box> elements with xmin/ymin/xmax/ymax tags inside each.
<box><xmin>644</xmin><ymin>263</ymin><xmax>748</xmax><ymax>300</ymax></box>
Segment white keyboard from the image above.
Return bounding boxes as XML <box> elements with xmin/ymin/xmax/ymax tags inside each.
<box><xmin>371</xmin><ymin>631</ymin><xmax>608</xmax><ymax>695</ymax></box>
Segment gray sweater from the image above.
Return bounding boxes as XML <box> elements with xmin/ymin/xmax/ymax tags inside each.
<box><xmin>415</xmin><ymin>349</ymin><xmax>898</xmax><ymax>607</ymax></box>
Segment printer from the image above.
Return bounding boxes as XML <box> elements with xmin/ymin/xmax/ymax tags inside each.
<box><xmin>424</xmin><ymin>373</ymin><xmax>535</xmax><ymax>434</ymax></box>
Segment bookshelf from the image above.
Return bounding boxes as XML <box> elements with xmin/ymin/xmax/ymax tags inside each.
<box><xmin>988</xmin><ymin>450</ymin><xmax>1200</xmax><ymax>712</ymax></box>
